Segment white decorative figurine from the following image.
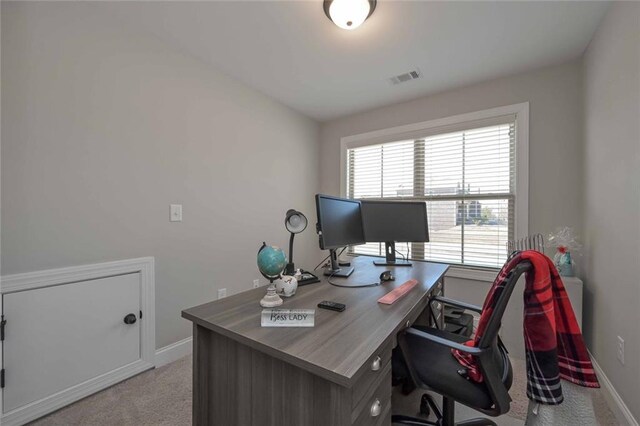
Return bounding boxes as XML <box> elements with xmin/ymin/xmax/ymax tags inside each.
<box><xmin>275</xmin><ymin>275</ymin><xmax>298</xmax><ymax>298</ymax></box>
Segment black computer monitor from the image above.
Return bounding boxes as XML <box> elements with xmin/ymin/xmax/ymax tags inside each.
<box><xmin>361</xmin><ymin>200</ymin><xmax>429</xmax><ymax>266</ymax></box>
<box><xmin>315</xmin><ymin>194</ymin><xmax>365</xmax><ymax>277</ymax></box>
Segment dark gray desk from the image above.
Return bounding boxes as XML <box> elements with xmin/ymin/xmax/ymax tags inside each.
<box><xmin>182</xmin><ymin>256</ymin><xmax>448</xmax><ymax>426</ymax></box>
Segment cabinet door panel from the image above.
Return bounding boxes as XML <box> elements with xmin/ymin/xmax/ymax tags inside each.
<box><xmin>3</xmin><ymin>273</ymin><xmax>140</xmax><ymax>412</ymax></box>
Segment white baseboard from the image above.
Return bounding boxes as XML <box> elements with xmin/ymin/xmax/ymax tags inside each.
<box><xmin>155</xmin><ymin>336</ymin><xmax>193</xmax><ymax>368</ymax></box>
<box><xmin>0</xmin><ymin>360</ymin><xmax>153</xmax><ymax>426</ymax></box>
<box><xmin>591</xmin><ymin>355</ymin><xmax>638</xmax><ymax>426</ymax></box>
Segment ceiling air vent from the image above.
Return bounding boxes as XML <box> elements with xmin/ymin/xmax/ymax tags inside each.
<box><xmin>389</xmin><ymin>69</ymin><xmax>421</xmax><ymax>85</ymax></box>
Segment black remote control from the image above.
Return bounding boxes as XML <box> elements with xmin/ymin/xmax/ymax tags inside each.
<box><xmin>317</xmin><ymin>301</ymin><xmax>346</xmax><ymax>312</ymax></box>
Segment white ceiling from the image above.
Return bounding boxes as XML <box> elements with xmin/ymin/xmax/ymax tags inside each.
<box><xmin>102</xmin><ymin>1</ymin><xmax>609</xmax><ymax>121</ymax></box>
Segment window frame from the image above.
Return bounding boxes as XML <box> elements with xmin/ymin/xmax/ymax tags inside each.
<box><xmin>340</xmin><ymin>103</ymin><xmax>529</xmax><ymax>277</ymax></box>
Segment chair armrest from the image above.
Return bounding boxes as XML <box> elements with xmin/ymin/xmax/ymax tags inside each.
<box><xmin>431</xmin><ymin>296</ymin><xmax>482</xmax><ymax>314</ymax></box>
<box><xmin>404</xmin><ymin>327</ymin><xmax>484</xmax><ymax>355</ymax></box>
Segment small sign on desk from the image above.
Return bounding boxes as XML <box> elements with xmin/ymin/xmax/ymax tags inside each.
<box><xmin>261</xmin><ymin>309</ymin><xmax>315</xmax><ymax>327</ymax></box>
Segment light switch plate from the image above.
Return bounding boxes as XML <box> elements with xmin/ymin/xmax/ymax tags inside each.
<box><xmin>170</xmin><ymin>204</ymin><xmax>182</xmax><ymax>222</ymax></box>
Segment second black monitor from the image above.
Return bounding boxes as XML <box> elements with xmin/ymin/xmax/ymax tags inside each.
<box><xmin>315</xmin><ymin>194</ymin><xmax>365</xmax><ymax>277</ymax></box>
<box><xmin>361</xmin><ymin>200</ymin><xmax>429</xmax><ymax>266</ymax></box>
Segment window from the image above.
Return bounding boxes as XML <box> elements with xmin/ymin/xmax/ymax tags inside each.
<box><xmin>343</xmin><ymin>105</ymin><xmax>528</xmax><ymax>269</ymax></box>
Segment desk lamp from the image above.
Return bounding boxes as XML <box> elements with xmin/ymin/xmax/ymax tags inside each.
<box><xmin>284</xmin><ymin>209</ymin><xmax>307</xmax><ymax>275</ymax></box>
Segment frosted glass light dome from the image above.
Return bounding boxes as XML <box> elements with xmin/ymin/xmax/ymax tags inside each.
<box><xmin>325</xmin><ymin>0</ymin><xmax>375</xmax><ymax>30</ymax></box>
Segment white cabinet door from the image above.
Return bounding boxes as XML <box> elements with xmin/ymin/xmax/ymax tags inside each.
<box><xmin>2</xmin><ymin>272</ymin><xmax>141</xmax><ymax>413</ymax></box>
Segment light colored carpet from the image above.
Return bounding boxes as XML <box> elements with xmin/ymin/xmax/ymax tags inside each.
<box><xmin>29</xmin><ymin>356</ymin><xmax>192</xmax><ymax>426</ymax></box>
<box><xmin>392</xmin><ymin>356</ymin><xmax>618</xmax><ymax>425</ymax></box>
<box><xmin>31</xmin><ymin>355</ymin><xmax>618</xmax><ymax>425</ymax></box>
<box><xmin>506</xmin><ymin>357</ymin><xmax>617</xmax><ymax>425</ymax></box>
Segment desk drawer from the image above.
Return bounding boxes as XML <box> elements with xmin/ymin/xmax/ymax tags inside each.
<box><xmin>351</xmin><ymin>339</ymin><xmax>393</xmax><ymax>412</ymax></box>
<box><xmin>375</xmin><ymin>400</ymin><xmax>392</xmax><ymax>426</ymax></box>
<box><xmin>429</xmin><ymin>280</ymin><xmax>445</xmax><ymax>328</ymax></box>
<box><xmin>352</xmin><ymin>363</ymin><xmax>392</xmax><ymax>426</ymax></box>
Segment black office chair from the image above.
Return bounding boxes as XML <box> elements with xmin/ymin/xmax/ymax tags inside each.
<box><xmin>392</xmin><ymin>260</ymin><xmax>532</xmax><ymax>426</ymax></box>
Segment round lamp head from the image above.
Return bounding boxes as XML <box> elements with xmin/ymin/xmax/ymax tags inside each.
<box><xmin>323</xmin><ymin>0</ymin><xmax>376</xmax><ymax>30</ymax></box>
<box><xmin>285</xmin><ymin>210</ymin><xmax>308</xmax><ymax>234</ymax></box>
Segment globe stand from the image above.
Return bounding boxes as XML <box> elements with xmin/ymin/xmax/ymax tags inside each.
<box><xmin>260</xmin><ymin>279</ymin><xmax>283</xmax><ymax>308</ymax></box>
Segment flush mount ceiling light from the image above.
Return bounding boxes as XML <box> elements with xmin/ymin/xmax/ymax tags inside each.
<box><xmin>323</xmin><ymin>0</ymin><xmax>377</xmax><ymax>30</ymax></box>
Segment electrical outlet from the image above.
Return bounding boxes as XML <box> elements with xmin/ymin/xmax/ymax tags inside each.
<box><xmin>170</xmin><ymin>204</ymin><xmax>183</xmax><ymax>222</ymax></box>
<box><xmin>253</xmin><ymin>279</ymin><xmax>260</xmax><ymax>289</ymax></box>
<box><xmin>617</xmin><ymin>336</ymin><xmax>625</xmax><ymax>365</ymax></box>
<box><xmin>217</xmin><ymin>288</ymin><xmax>227</xmax><ymax>299</ymax></box>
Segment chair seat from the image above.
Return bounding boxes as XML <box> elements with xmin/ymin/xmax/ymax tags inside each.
<box><xmin>402</xmin><ymin>326</ymin><xmax>511</xmax><ymax>410</ymax></box>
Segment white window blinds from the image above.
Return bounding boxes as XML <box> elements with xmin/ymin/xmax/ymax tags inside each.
<box><xmin>346</xmin><ymin>121</ymin><xmax>516</xmax><ymax>268</ymax></box>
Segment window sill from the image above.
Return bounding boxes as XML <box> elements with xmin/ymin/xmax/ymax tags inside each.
<box><xmin>445</xmin><ymin>266</ymin><xmax>499</xmax><ymax>282</ymax></box>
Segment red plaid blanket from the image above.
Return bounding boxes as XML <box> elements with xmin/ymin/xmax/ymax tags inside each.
<box><xmin>452</xmin><ymin>250</ymin><xmax>599</xmax><ymax>404</ymax></box>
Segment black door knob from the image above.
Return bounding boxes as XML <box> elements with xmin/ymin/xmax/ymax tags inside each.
<box><xmin>123</xmin><ymin>313</ymin><xmax>137</xmax><ymax>325</ymax></box>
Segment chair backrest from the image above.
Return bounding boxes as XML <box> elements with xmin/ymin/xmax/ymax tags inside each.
<box><xmin>477</xmin><ymin>259</ymin><xmax>532</xmax><ymax>349</ymax></box>
<box><xmin>475</xmin><ymin>258</ymin><xmax>532</xmax><ymax>415</ymax></box>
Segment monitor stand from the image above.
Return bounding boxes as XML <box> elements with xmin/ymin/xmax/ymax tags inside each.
<box><xmin>373</xmin><ymin>242</ymin><xmax>412</xmax><ymax>267</ymax></box>
<box><xmin>323</xmin><ymin>248</ymin><xmax>354</xmax><ymax>277</ymax></box>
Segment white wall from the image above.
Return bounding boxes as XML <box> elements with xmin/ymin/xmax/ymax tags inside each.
<box><xmin>583</xmin><ymin>2</ymin><xmax>640</xmax><ymax>421</ymax></box>
<box><xmin>1</xmin><ymin>2</ymin><xmax>321</xmax><ymax>349</ymax></box>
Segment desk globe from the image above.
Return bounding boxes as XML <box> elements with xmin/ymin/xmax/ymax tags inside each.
<box><xmin>257</xmin><ymin>243</ymin><xmax>287</xmax><ymax>307</ymax></box>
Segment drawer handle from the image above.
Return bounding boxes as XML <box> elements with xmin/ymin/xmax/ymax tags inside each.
<box><xmin>370</xmin><ymin>399</ymin><xmax>381</xmax><ymax>417</ymax></box>
<box><xmin>371</xmin><ymin>356</ymin><xmax>381</xmax><ymax>371</ymax></box>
